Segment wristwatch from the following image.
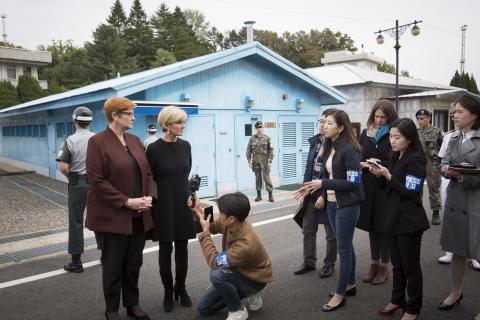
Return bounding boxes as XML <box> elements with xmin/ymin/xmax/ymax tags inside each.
<box><xmin>126</xmin><ymin>198</ymin><xmax>133</xmax><ymax>208</ymax></box>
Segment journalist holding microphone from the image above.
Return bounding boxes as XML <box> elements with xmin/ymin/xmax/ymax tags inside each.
<box><xmin>86</xmin><ymin>97</ymin><xmax>157</xmax><ymax>320</ymax></box>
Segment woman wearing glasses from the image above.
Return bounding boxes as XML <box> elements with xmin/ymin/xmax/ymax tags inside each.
<box><xmin>86</xmin><ymin>97</ymin><xmax>156</xmax><ymax>320</ymax></box>
<box><xmin>146</xmin><ymin>106</ymin><xmax>196</xmax><ymax>312</ymax></box>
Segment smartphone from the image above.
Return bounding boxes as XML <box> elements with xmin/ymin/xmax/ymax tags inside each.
<box><xmin>366</xmin><ymin>160</ymin><xmax>382</xmax><ymax>169</ymax></box>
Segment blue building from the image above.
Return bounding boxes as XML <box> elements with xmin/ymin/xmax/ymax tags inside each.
<box><xmin>0</xmin><ymin>42</ymin><xmax>346</xmax><ymax>197</ymax></box>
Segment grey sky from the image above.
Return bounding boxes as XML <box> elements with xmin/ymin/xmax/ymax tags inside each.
<box><xmin>2</xmin><ymin>0</ymin><xmax>479</xmax><ymax>85</ymax></box>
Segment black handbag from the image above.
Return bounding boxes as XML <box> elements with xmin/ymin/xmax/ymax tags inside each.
<box><xmin>293</xmin><ymin>200</ymin><xmax>305</xmax><ymax>228</ymax></box>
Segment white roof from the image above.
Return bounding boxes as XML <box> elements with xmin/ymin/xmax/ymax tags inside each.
<box><xmin>306</xmin><ymin>63</ymin><xmax>455</xmax><ymax>90</ymax></box>
<box><xmin>396</xmin><ymin>89</ymin><xmax>466</xmax><ymax>99</ymax></box>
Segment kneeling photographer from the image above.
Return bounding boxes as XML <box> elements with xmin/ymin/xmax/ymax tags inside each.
<box><xmin>192</xmin><ymin>192</ymin><xmax>273</xmax><ymax>320</ymax></box>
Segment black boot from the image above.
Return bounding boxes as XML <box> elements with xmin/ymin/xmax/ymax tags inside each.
<box><xmin>268</xmin><ymin>191</ymin><xmax>274</xmax><ymax>202</ymax></box>
<box><xmin>175</xmin><ymin>266</ymin><xmax>192</xmax><ymax>307</ymax></box>
<box><xmin>160</xmin><ymin>271</ymin><xmax>174</xmax><ymax>312</ymax></box>
<box><xmin>64</xmin><ymin>254</ymin><xmax>83</xmax><ymax>273</ymax></box>
<box><xmin>432</xmin><ymin>210</ymin><xmax>441</xmax><ymax>225</ymax></box>
<box><xmin>255</xmin><ymin>190</ymin><xmax>262</xmax><ymax>202</ymax></box>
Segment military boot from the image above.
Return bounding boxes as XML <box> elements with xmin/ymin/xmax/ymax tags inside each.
<box><xmin>432</xmin><ymin>210</ymin><xmax>441</xmax><ymax>225</ymax></box>
<box><xmin>268</xmin><ymin>191</ymin><xmax>274</xmax><ymax>202</ymax></box>
<box><xmin>255</xmin><ymin>191</ymin><xmax>262</xmax><ymax>202</ymax></box>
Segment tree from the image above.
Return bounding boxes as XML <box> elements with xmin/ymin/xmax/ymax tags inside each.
<box><xmin>107</xmin><ymin>0</ymin><xmax>127</xmax><ymax>35</ymax></box>
<box><xmin>451</xmin><ymin>70</ymin><xmax>479</xmax><ymax>94</ymax></box>
<box><xmin>468</xmin><ymin>74</ymin><xmax>479</xmax><ymax>94</ymax></box>
<box><xmin>183</xmin><ymin>9</ymin><xmax>210</xmax><ymax>40</ymax></box>
<box><xmin>17</xmin><ymin>75</ymin><xmax>44</xmax><ymax>103</ymax></box>
<box><xmin>85</xmin><ymin>24</ymin><xmax>128</xmax><ymax>81</ymax></box>
<box><xmin>0</xmin><ymin>81</ymin><xmax>19</xmax><ymax>108</ymax></box>
<box><xmin>151</xmin><ymin>48</ymin><xmax>176</xmax><ymax>67</ymax></box>
<box><xmin>151</xmin><ymin>4</ymin><xmax>209</xmax><ymax>61</ymax></box>
<box><xmin>123</xmin><ymin>0</ymin><xmax>156</xmax><ymax>69</ymax></box>
<box><xmin>377</xmin><ymin>61</ymin><xmax>396</xmax><ymax>74</ymax></box>
<box><xmin>45</xmin><ymin>79</ymin><xmax>67</xmax><ymax>95</ymax></box>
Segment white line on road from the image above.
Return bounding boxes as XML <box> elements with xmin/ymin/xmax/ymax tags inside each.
<box><xmin>0</xmin><ymin>211</ymin><xmax>295</xmax><ymax>290</ymax></box>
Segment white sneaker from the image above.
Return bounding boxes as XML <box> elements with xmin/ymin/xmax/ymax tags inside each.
<box><xmin>471</xmin><ymin>259</ymin><xmax>480</xmax><ymax>271</ymax></box>
<box><xmin>438</xmin><ymin>252</ymin><xmax>453</xmax><ymax>264</ymax></box>
<box><xmin>243</xmin><ymin>292</ymin><xmax>263</xmax><ymax>311</ymax></box>
<box><xmin>226</xmin><ymin>306</ymin><xmax>248</xmax><ymax>320</ymax></box>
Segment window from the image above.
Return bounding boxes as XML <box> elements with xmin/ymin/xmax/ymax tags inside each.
<box><xmin>6</xmin><ymin>65</ymin><xmax>16</xmax><ymax>79</ymax></box>
<box><xmin>23</xmin><ymin>66</ymin><xmax>32</xmax><ymax>76</ymax></box>
<box><xmin>434</xmin><ymin>110</ymin><xmax>449</xmax><ymax>132</ymax></box>
<box><xmin>39</xmin><ymin>125</ymin><xmax>47</xmax><ymax>137</ymax></box>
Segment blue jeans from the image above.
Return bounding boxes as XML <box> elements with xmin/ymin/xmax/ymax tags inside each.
<box><xmin>326</xmin><ymin>201</ymin><xmax>360</xmax><ymax>295</ymax></box>
<box><xmin>197</xmin><ymin>268</ymin><xmax>266</xmax><ymax>315</ymax></box>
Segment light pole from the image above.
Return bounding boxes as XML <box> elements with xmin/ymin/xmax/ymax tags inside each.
<box><xmin>375</xmin><ymin>20</ymin><xmax>422</xmax><ymax>110</ymax></box>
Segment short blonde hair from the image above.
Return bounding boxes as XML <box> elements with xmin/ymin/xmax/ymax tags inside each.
<box><xmin>104</xmin><ymin>97</ymin><xmax>136</xmax><ymax>123</ymax></box>
<box><xmin>157</xmin><ymin>106</ymin><xmax>187</xmax><ymax>130</ymax></box>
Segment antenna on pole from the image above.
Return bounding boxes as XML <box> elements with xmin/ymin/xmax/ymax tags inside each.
<box><xmin>460</xmin><ymin>25</ymin><xmax>467</xmax><ymax>74</ymax></box>
<box><xmin>1</xmin><ymin>13</ymin><xmax>7</xmax><ymax>43</ymax></box>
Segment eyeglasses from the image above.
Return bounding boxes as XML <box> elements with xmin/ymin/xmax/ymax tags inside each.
<box><xmin>116</xmin><ymin>111</ymin><xmax>135</xmax><ymax>117</ymax></box>
<box><xmin>416</xmin><ymin>116</ymin><xmax>428</xmax><ymax>121</ymax></box>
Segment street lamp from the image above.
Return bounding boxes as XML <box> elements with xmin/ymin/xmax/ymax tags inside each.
<box><xmin>375</xmin><ymin>20</ymin><xmax>422</xmax><ymax>110</ymax></box>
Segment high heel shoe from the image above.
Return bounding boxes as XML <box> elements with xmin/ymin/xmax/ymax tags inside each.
<box><xmin>439</xmin><ymin>293</ymin><xmax>463</xmax><ymax>310</ymax></box>
<box><xmin>174</xmin><ymin>287</ymin><xmax>192</xmax><ymax>307</ymax></box>
<box><xmin>163</xmin><ymin>289</ymin><xmax>174</xmax><ymax>312</ymax></box>
<box><xmin>378</xmin><ymin>304</ymin><xmax>406</xmax><ymax>315</ymax></box>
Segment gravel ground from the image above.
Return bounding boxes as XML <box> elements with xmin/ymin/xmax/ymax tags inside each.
<box><xmin>0</xmin><ymin>177</ymin><xmax>68</xmax><ymax>237</ymax></box>
<box><xmin>21</xmin><ymin>173</ymin><xmax>68</xmax><ymax>195</ymax></box>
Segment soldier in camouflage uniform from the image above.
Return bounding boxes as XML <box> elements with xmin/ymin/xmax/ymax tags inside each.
<box><xmin>246</xmin><ymin>121</ymin><xmax>275</xmax><ymax>202</ymax></box>
<box><xmin>416</xmin><ymin>109</ymin><xmax>444</xmax><ymax>225</ymax></box>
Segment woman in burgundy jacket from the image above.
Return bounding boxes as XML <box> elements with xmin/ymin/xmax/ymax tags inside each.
<box><xmin>86</xmin><ymin>97</ymin><xmax>157</xmax><ymax>320</ymax></box>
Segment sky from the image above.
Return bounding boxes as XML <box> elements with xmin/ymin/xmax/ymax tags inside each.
<box><xmin>2</xmin><ymin>0</ymin><xmax>479</xmax><ymax>85</ymax></box>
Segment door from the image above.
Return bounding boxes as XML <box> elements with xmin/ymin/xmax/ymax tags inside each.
<box><xmin>183</xmin><ymin>115</ymin><xmax>216</xmax><ymax>197</ymax></box>
<box><xmin>235</xmin><ymin>115</ymin><xmax>261</xmax><ymax>191</ymax></box>
<box><xmin>278</xmin><ymin>116</ymin><xmax>317</xmax><ymax>185</ymax></box>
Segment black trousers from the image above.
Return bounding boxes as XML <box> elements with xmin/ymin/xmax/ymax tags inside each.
<box><xmin>387</xmin><ymin>232</ymin><xmax>423</xmax><ymax>315</ymax></box>
<box><xmin>97</xmin><ymin>218</ymin><xmax>146</xmax><ymax>312</ymax></box>
<box><xmin>159</xmin><ymin>240</ymin><xmax>189</xmax><ymax>290</ymax></box>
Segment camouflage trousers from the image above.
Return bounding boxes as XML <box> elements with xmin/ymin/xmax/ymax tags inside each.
<box><xmin>425</xmin><ymin>158</ymin><xmax>442</xmax><ymax>211</ymax></box>
<box><xmin>252</xmin><ymin>160</ymin><xmax>273</xmax><ymax>192</ymax></box>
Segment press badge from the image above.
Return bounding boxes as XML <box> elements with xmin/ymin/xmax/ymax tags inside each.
<box><xmin>215</xmin><ymin>251</ymin><xmax>230</xmax><ymax>269</ymax></box>
<box><xmin>405</xmin><ymin>174</ymin><xmax>423</xmax><ymax>192</ymax></box>
<box><xmin>346</xmin><ymin>170</ymin><xmax>361</xmax><ymax>184</ymax></box>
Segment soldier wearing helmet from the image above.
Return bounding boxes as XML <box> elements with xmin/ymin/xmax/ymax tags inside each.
<box><xmin>246</xmin><ymin>121</ymin><xmax>275</xmax><ymax>202</ymax></box>
<box><xmin>143</xmin><ymin>124</ymin><xmax>159</xmax><ymax>150</ymax></box>
<box><xmin>56</xmin><ymin>106</ymin><xmax>95</xmax><ymax>273</ymax></box>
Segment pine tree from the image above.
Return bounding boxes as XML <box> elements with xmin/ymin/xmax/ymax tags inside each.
<box><xmin>86</xmin><ymin>24</ymin><xmax>127</xmax><ymax>81</ymax></box>
<box><xmin>17</xmin><ymin>75</ymin><xmax>44</xmax><ymax>103</ymax></box>
<box><xmin>0</xmin><ymin>81</ymin><xmax>19</xmax><ymax>108</ymax></box>
<box><xmin>467</xmin><ymin>74</ymin><xmax>479</xmax><ymax>94</ymax></box>
<box><xmin>123</xmin><ymin>0</ymin><xmax>156</xmax><ymax>69</ymax></box>
<box><xmin>450</xmin><ymin>70</ymin><xmax>461</xmax><ymax>87</ymax></box>
<box><xmin>107</xmin><ymin>0</ymin><xmax>127</xmax><ymax>35</ymax></box>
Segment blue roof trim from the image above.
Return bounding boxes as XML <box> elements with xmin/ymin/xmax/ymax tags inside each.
<box><xmin>0</xmin><ymin>42</ymin><xmax>347</xmax><ymax>116</ymax></box>
<box><xmin>135</xmin><ymin>106</ymin><xmax>198</xmax><ymax>116</ymax></box>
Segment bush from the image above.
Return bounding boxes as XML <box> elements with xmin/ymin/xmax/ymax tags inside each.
<box><xmin>0</xmin><ymin>81</ymin><xmax>19</xmax><ymax>109</ymax></box>
<box><xmin>17</xmin><ymin>74</ymin><xmax>44</xmax><ymax>103</ymax></box>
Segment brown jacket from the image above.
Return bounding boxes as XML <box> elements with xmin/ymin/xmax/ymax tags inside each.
<box><xmin>198</xmin><ymin>219</ymin><xmax>273</xmax><ymax>284</ymax></box>
<box><xmin>85</xmin><ymin>128</ymin><xmax>157</xmax><ymax>235</ymax></box>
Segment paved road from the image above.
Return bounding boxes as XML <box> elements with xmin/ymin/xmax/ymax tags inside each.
<box><xmin>0</xmin><ymin>205</ymin><xmax>478</xmax><ymax>320</ymax></box>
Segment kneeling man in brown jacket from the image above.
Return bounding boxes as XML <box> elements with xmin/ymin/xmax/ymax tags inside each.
<box><xmin>192</xmin><ymin>192</ymin><xmax>273</xmax><ymax>320</ymax></box>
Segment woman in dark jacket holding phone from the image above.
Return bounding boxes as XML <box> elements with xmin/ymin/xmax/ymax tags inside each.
<box><xmin>303</xmin><ymin>110</ymin><xmax>364</xmax><ymax>312</ymax></box>
<box><xmin>369</xmin><ymin>118</ymin><xmax>429</xmax><ymax>320</ymax></box>
<box><xmin>358</xmin><ymin>100</ymin><xmax>398</xmax><ymax>285</ymax></box>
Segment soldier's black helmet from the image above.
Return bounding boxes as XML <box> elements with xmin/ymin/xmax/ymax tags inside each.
<box><xmin>415</xmin><ymin>109</ymin><xmax>431</xmax><ymax>118</ymax></box>
<box><xmin>255</xmin><ymin>121</ymin><xmax>263</xmax><ymax>128</ymax></box>
<box><xmin>147</xmin><ymin>124</ymin><xmax>157</xmax><ymax>133</ymax></box>
<box><xmin>72</xmin><ymin>106</ymin><xmax>93</xmax><ymax>122</ymax></box>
